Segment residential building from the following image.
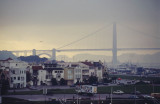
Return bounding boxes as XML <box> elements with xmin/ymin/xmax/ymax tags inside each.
<box><xmin>44</xmin><ymin>63</ymin><xmax>64</xmax><ymax>85</ymax></box>
<box><xmin>0</xmin><ymin>58</ymin><xmax>28</xmax><ymax>88</ymax></box>
<box><xmin>31</xmin><ymin>65</ymin><xmax>46</xmax><ymax>86</ymax></box>
<box><xmin>64</xmin><ymin>67</ymin><xmax>74</xmax><ymax>85</ymax></box>
<box><xmin>74</xmin><ymin>67</ymin><xmax>82</xmax><ymax>83</ymax></box>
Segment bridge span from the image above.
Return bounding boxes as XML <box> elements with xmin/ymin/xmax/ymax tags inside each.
<box><xmin>10</xmin><ymin>47</ymin><xmax>160</xmax><ymax>60</ymax></box>
<box><xmin>3</xmin><ymin>23</ymin><xmax>160</xmax><ymax>68</ymax></box>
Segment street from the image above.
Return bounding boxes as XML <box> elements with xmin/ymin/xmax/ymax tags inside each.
<box><xmin>2</xmin><ymin>94</ymin><xmax>135</xmax><ymax>101</ymax></box>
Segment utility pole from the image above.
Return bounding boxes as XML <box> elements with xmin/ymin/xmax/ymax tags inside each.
<box><xmin>77</xmin><ymin>92</ymin><xmax>78</xmax><ymax>104</ymax></box>
<box><xmin>134</xmin><ymin>86</ymin><xmax>136</xmax><ymax>104</ymax></box>
<box><xmin>111</xmin><ymin>87</ymin><xmax>113</xmax><ymax>104</ymax></box>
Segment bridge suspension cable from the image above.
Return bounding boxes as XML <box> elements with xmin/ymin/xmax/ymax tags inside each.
<box><xmin>119</xmin><ymin>23</ymin><xmax>160</xmax><ymax>40</ymax></box>
<box><xmin>57</xmin><ymin>23</ymin><xmax>112</xmax><ymax>49</ymax></box>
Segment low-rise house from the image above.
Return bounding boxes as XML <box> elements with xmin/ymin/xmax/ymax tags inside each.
<box><xmin>31</xmin><ymin>65</ymin><xmax>46</xmax><ymax>86</ymax></box>
<box><xmin>81</xmin><ymin>61</ymin><xmax>104</xmax><ymax>82</ymax></box>
<box><xmin>44</xmin><ymin>63</ymin><xmax>64</xmax><ymax>85</ymax></box>
<box><xmin>64</xmin><ymin>67</ymin><xmax>74</xmax><ymax>85</ymax></box>
<box><xmin>58</xmin><ymin>62</ymin><xmax>89</xmax><ymax>84</ymax></box>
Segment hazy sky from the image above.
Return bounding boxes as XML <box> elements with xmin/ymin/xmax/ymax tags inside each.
<box><xmin>0</xmin><ymin>0</ymin><xmax>160</xmax><ymax>57</ymax></box>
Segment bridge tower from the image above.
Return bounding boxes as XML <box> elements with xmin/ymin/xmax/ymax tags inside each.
<box><xmin>32</xmin><ymin>49</ymin><xmax>36</xmax><ymax>56</ymax></box>
<box><xmin>16</xmin><ymin>52</ymin><xmax>19</xmax><ymax>57</ymax></box>
<box><xmin>112</xmin><ymin>22</ymin><xmax>117</xmax><ymax>69</ymax></box>
<box><xmin>52</xmin><ymin>48</ymin><xmax>56</xmax><ymax>60</ymax></box>
<box><xmin>24</xmin><ymin>50</ymin><xmax>27</xmax><ymax>56</ymax></box>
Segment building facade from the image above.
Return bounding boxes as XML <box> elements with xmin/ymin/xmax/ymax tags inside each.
<box><xmin>0</xmin><ymin>58</ymin><xmax>28</xmax><ymax>88</ymax></box>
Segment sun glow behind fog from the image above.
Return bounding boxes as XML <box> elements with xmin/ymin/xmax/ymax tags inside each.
<box><xmin>0</xmin><ymin>0</ymin><xmax>160</xmax><ymax>58</ymax></box>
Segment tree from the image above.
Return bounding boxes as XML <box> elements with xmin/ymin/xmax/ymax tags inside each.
<box><xmin>103</xmin><ymin>78</ymin><xmax>111</xmax><ymax>83</ymax></box>
<box><xmin>33</xmin><ymin>76</ymin><xmax>38</xmax><ymax>86</ymax></box>
<box><xmin>51</xmin><ymin>78</ymin><xmax>58</xmax><ymax>85</ymax></box>
<box><xmin>83</xmin><ymin>78</ymin><xmax>88</xmax><ymax>84</ymax></box>
<box><xmin>26</xmin><ymin>71</ymin><xmax>32</xmax><ymax>83</ymax></box>
<box><xmin>88</xmin><ymin>76</ymin><xmax>98</xmax><ymax>85</ymax></box>
<box><xmin>103</xmin><ymin>72</ymin><xmax>109</xmax><ymax>79</ymax></box>
<box><xmin>75</xmin><ymin>80</ymin><xmax>80</xmax><ymax>85</ymax></box>
<box><xmin>0</xmin><ymin>78</ymin><xmax>9</xmax><ymax>95</ymax></box>
<box><xmin>112</xmin><ymin>77</ymin><xmax>117</xmax><ymax>83</ymax></box>
<box><xmin>60</xmin><ymin>78</ymin><xmax>67</xmax><ymax>85</ymax></box>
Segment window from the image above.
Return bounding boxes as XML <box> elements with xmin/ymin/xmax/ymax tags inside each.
<box><xmin>18</xmin><ymin>77</ymin><xmax>20</xmax><ymax>80</ymax></box>
<box><xmin>46</xmin><ymin>75</ymin><xmax>48</xmax><ymax>79</ymax></box>
<box><xmin>55</xmin><ymin>71</ymin><xmax>57</xmax><ymax>73</ymax></box>
<box><xmin>11</xmin><ymin>77</ymin><xmax>13</xmax><ymax>82</ymax></box>
<box><xmin>76</xmin><ymin>75</ymin><xmax>79</xmax><ymax>79</ymax></box>
<box><xmin>56</xmin><ymin>74</ymin><xmax>61</xmax><ymax>78</ymax></box>
<box><xmin>68</xmin><ymin>70</ymin><xmax>71</xmax><ymax>74</ymax></box>
<box><xmin>14</xmin><ymin>77</ymin><xmax>16</xmax><ymax>80</ymax></box>
<box><xmin>68</xmin><ymin>75</ymin><xmax>73</xmax><ymax>79</ymax></box>
<box><xmin>60</xmin><ymin>71</ymin><xmax>62</xmax><ymax>73</ymax></box>
<box><xmin>13</xmin><ymin>70</ymin><xmax>15</xmax><ymax>74</ymax></box>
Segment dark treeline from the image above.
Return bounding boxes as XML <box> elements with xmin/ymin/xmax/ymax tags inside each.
<box><xmin>18</xmin><ymin>55</ymin><xmax>48</xmax><ymax>63</ymax></box>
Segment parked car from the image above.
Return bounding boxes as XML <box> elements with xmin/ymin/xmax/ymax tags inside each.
<box><xmin>103</xmin><ymin>83</ymin><xmax>108</xmax><ymax>85</ymax></box>
<box><xmin>131</xmin><ymin>91</ymin><xmax>141</xmax><ymax>95</ymax></box>
<box><xmin>28</xmin><ymin>86</ymin><xmax>37</xmax><ymax>90</ymax></box>
<box><xmin>151</xmin><ymin>93</ymin><xmax>160</xmax><ymax>99</ymax></box>
<box><xmin>70</xmin><ymin>84</ymin><xmax>76</xmax><ymax>87</ymax></box>
<box><xmin>98</xmin><ymin>82</ymin><xmax>103</xmax><ymax>85</ymax></box>
<box><xmin>129</xmin><ymin>95</ymin><xmax>139</xmax><ymax>99</ymax></box>
<box><xmin>142</xmin><ymin>95</ymin><xmax>154</xmax><ymax>99</ymax></box>
<box><xmin>127</xmin><ymin>82</ymin><xmax>132</xmax><ymax>85</ymax></box>
<box><xmin>92</xmin><ymin>83</ymin><xmax>98</xmax><ymax>86</ymax></box>
<box><xmin>113</xmin><ymin>90</ymin><xmax>124</xmax><ymax>94</ymax></box>
<box><xmin>118</xmin><ymin>83</ymin><xmax>125</xmax><ymax>86</ymax></box>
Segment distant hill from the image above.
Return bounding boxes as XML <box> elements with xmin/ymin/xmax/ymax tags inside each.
<box><xmin>1</xmin><ymin>50</ymin><xmax>160</xmax><ymax>67</ymax></box>
<box><xmin>18</xmin><ymin>55</ymin><xmax>48</xmax><ymax>63</ymax></box>
<box><xmin>57</xmin><ymin>52</ymin><xmax>160</xmax><ymax>64</ymax></box>
<box><xmin>0</xmin><ymin>51</ymin><xmax>17</xmax><ymax>60</ymax></box>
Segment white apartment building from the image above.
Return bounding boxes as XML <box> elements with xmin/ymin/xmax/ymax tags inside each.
<box><xmin>0</xmin><ymin>58</ymin><xmax>28</xmax><ymax>88</ymax></box>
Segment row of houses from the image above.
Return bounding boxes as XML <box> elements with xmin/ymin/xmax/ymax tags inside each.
<box><xmin>30</xmin><ymin>61</ymin><xmax>107</xmax><ymax>86</ymax></box>
<box><xmin>0</xmin><ymin>58</ymin><xmax>107</xmax><ymax>88</ymax></box>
